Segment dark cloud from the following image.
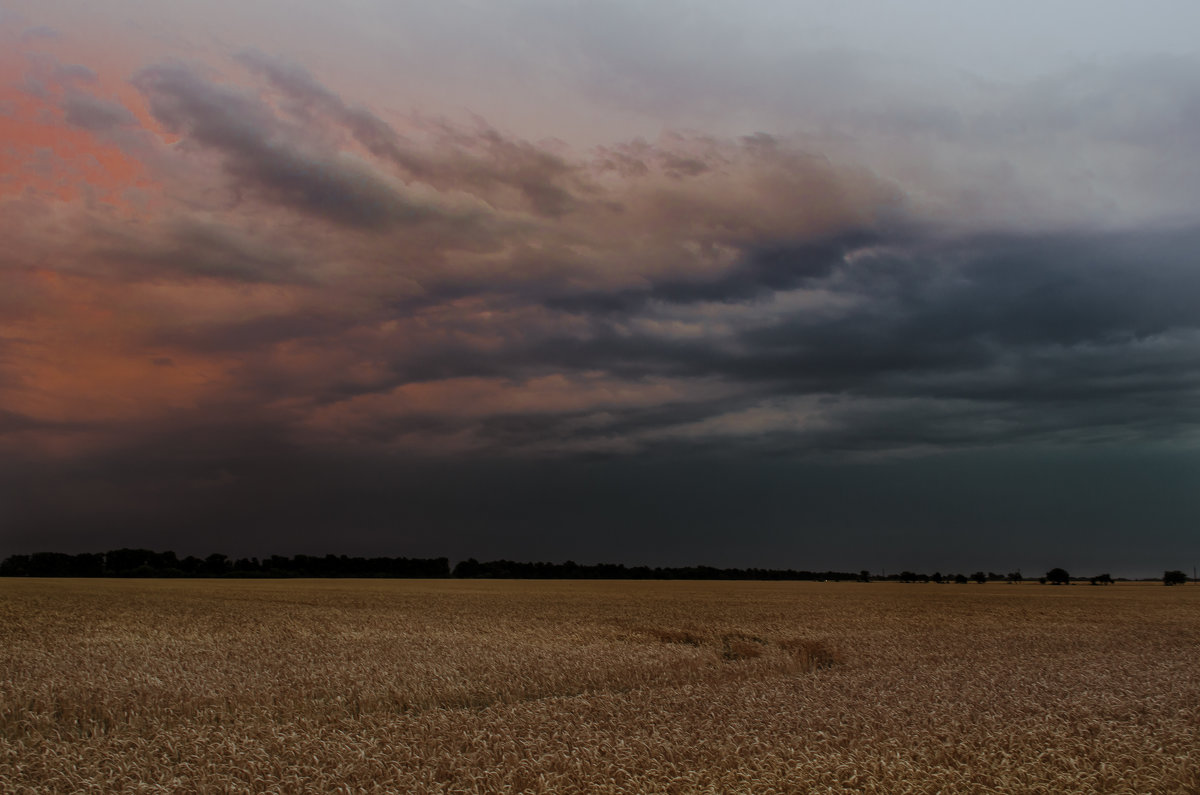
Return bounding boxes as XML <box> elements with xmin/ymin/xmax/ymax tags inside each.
<box><xmin>330</xmin><ymin>225</ymin><xmax>1200</xmax><ymax>457</ymax></box>
<box><xmin>17</xmin><ymin>54</ymin><xmax>99</xmax><ymax>99</ymax></box>
<box><xmin>20</xmin><ymin>52</ymin><xmax>1200</xmax><ymax>462</ymax></box>
<box><xmin>132</xmin><ymin>62</ymin><xmax>437</xmax><ymax>230</ymax></box>
<box><xmin>232</xmin><ymin>50</ymin><xmax>440</xmax><ymax>187</ymax></box>
<box><xmin>62</xmin><ymin>93</ymin><xmax>137</xmax><ymax>131</ymax></box>
<box><xmin>107</xmin><ymin>214</ymin><xmax>1197</xmax><ymax>461</ymax></box>
<box><xmin>5</xmin><ymin>38</ymin><xmax>1199</xmax><ymax>574</ymax></box>
<box><xmin>236</xmin><ymin>50</ymin><xmax>588</xmax><ymax>218</ymax></box>
<box><xmin>545</xmin><ymin>232</ymin><xmax>877</xmax><ymax>313</ymax></box>
<box><xmin>234</xmin><ymin>50</ymin><xmax>416</xmax><ymax>166</ymax></box>
<box><xmin>85</xmin><ymin>219</ymin><xmax>311</xmax><ymax>284</ymax></box>
<box><xmin>53</xmin><ymin>63</ymin><xmax>98</xmax><ymax>85</ymax></box>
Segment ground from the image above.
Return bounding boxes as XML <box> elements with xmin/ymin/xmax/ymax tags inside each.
<box><xmin>2</xmin><ymin>578</ymin><xmax>1198</xmax><ymax>793</ymax></box>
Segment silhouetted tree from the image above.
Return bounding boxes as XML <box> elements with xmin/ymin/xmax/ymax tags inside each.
<box><xmin>1164</xmin><ymin>570</ymin><xmax>1188</xmax><ymax>586</ymax></box>
<box><xmin>38</xmin><ymin>553</ymin><xmax>93</xmax><ymax>577</ymax></box>
<box><xmin>232</xmin><ymin>557</ymin><xmax>262</xmax><ymax>576</ymax></box>
<box><xmin>152</xmin><ymin>550</ymin><xmax>180</xmax><ymax>571</ymax></box>
<box><xmin>954</xmin><ymin>573</ymin><xmax>968</xmax><ymax>584</ymax></box>
<box><xmin>0</xmin><ymin>555</ymin><xmax>30</xmax><ymax>576</ymax></box>
<box><xmin>971</xmin><ymin>571</ymin><xmax>987</xmax><ymax>584</ymax></box>
<box><xmin>1046</xmin><ymin>567</ymin><xmax>1070</xmax><ymax>585</ymax></box>
<box><xmin>1007</xmin><ymin>570</ymin><xmax>1023</xmax><ymax>584</ymax></box>
<box><xmin>105</xmin><ymin>548</ymin><xmax>157</xmax><ymax>576</ymax></box>
<box><xmin>202</xmin><ymin>553</ymin><xmax>230</xmax><ymax>576</ymax></box>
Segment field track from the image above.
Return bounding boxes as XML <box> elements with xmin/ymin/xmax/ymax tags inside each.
<box><xmin>2</xmin><ymin>579</ymin><xmax>1198</xmax><ymax>793</ymax></box>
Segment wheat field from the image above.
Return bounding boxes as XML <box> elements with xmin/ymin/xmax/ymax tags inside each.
<box><xmin>1</xmin><ymin>578</ymin><xmax>1197</xmax><ymax>793</ymax></box>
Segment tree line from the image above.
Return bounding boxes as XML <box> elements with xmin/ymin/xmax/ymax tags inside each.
<box><xmin>0</xmin><ymin>550</ymin><xmax>450</xmax><ymax>579</ymax></box>
<box><xmin>0</xmin><ymin>550</ymin><xmax>1192</xmax><ymax>583</ymax></box>
<box><xmin>450</xmin><ymin>558</ymin><xmax>867</xmax><ymax>580</ymax></box>
<box><xmin>0</xmin><ymin>550</ymin><xmax>864</xmax><ymax>580</ymax></box>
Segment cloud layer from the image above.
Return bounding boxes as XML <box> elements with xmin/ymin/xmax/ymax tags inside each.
<box><xmin>2</xmin><ymin>5</ymin><xmax>1198</xmax><ymax>571</ymax></box>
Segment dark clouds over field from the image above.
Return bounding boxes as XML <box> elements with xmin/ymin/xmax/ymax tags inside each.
<box><xmin>2</xmin><ymin>3</ymin><xmax>1198</xmax><ymax>576</ymax></box>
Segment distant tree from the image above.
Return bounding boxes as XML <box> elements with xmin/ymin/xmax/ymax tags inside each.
<box><xmin>153</xmin><ymin>550</ymin><xmax>180</xmax><ymax>571</ymax></box>
<box><xmin>453</xmin><ymin>558</ymin><xmax>481</xmax><ymax>578</ymax></box>
<box><xmin>1046</xmin><ymin>567</ymin><xmax>1070</xmax><ymax>585</ymax></box>
<box><xmin>0</xmin><ymin>555</ymin><xmax>31</xmax><ymax>576</ymax></box>
<box><xmin>231</xmin><ymin>557</ymin><xmax>262</xmax><ymax>576</ymax></box>
<box><xmin>1164</xmin><ymin>570</ymin><xmax>1188</xmax><ymax>586</ymax></box>
<box><xmin>859</xmin><ymin>570</ymin><xmax>871</xmax><ymax>582</ymax></box>
<box><xmin>930</xmin><ymin>571</ymin><xmax>942</xmax><ymax>583</ymax></box>
<box><xmin>202</xmin><ymin>553</ymin><xmax>230</xmax><ymax>576</ymax></box>
<box><xmin>969</xmin><ymin>571</ymin><xmax>985</xmax><ymax>584</ymax></box>
<box><xmin>1090</xmin><ymin>573</ymin><xmax>1112</xmax><ymax>586</ymax></box>
<box><xmin>954</xmin><ymin>573</ymin><xmax>968</xmax><ymax>584</ymax></box>
<box><xmin>1007</xmin><ymin>570</ymin><xmax>1023</xmax><ymax>584</ymax></box>
<box><xmin>105</xmin><ymin>548</ymin><xmax>157</xmax><ymax>576</ymax></box>
<box><xmin>28</xmin><ymin>553</ymin><xmax>78</xmax><ymax>577</ymax></box>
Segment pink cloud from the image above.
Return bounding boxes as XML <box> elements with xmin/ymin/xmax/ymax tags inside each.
<box><xmin>0</xmin><ymin>44</ymin><xmax>922</xmax><ymax>465</ymax></box>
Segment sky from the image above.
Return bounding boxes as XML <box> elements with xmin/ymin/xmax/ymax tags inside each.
<box><xmin>1</xmin><ymin>1</ymin><xmax>1199</xmax><ymax>577</ymax></box>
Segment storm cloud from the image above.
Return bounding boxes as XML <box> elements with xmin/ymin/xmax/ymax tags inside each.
<box><xmin>1</xmin><ymin>2</ymin><xmax>1198</xmax><ymax>575</ymax></box>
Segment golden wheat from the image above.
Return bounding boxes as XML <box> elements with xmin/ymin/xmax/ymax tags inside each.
<box><xmin>1</xmin><ymin>578</ymin><xmax>1197</xmax><ymax>792</ymax></box>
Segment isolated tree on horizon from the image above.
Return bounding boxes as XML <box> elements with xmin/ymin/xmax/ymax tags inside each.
<box><xmin>1046</xmin><ymin>567</ymin><xmax>1070</xmax><ymax>585</ymax></box>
